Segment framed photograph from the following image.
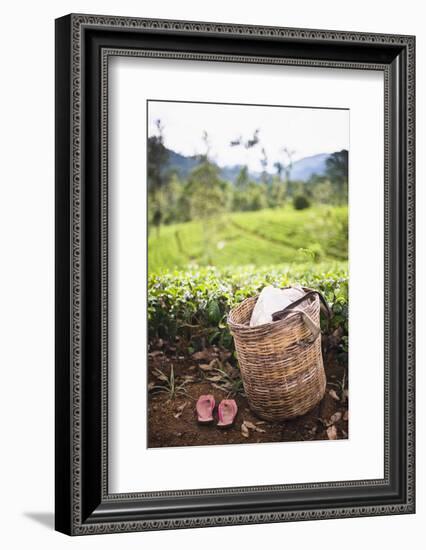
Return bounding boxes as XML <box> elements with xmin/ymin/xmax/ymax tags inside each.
<box><xmin>55</xmin><ymin>14</ymin><xmax>415</xmax><ymax>535</ymax></box>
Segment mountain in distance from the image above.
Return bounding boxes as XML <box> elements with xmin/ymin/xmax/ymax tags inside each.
<box><xmin>166</xmin><ymin>148</ymin><xmax>199</xmax><ymax>178</ymax></box>
<box><xmin>289</xmin><ymin>153</ymin><xmax>330</xmax><ymax>181</ymax></box>
<box><xmin>162</xmin><ymin>146</ymin><xmax>334</xmax><ymax>183</ymax></box>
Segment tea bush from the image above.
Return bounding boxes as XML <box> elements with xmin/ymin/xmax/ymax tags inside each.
<box><xmin>148</xmin><ymin>262</ymin><xmax>348</xmax><ymax>354</ymax></box>
<box><xmin>293</xmin><ymin>194</ymin><xmax>311</xmax><ymax>210</ymax></box>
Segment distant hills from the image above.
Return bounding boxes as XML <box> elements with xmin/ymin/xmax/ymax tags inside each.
<box><xmin>166</xmin><ymin>148</ymin><xmax>200</xmax><ymax>178</ymax></box>
<box><xmin>289</xmin><ymin>153</ymin><xmax>330</xmax><ymax>181</ymax></box>
<box><xmin>160</xmin><ymin>146</ymin><xmax>335</xmax><ymax>183</ymax></box>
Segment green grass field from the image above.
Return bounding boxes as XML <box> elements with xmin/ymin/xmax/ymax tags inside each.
<box><xmin>148</xmin><ymin>205</ymin><xmax>348</xmax><ymax>272</ymax></box>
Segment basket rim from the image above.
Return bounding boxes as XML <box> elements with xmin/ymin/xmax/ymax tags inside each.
<box><xmin>227</xmin><ymin>286</ymin><xmax>318</xmax><ymax>332</ymax></box>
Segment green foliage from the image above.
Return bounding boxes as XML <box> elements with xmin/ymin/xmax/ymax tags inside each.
<box><xmin>147</xmin><ymin>131</ymin><xmax>168</xmax><ymax>193</ymax></box>
<box><xmin>235</xmin><ymin>166</ymin><xmax>249</xmax><ymax>190</ymax></box>
<box><xmin>148</xmin><ymin>263</ymin><xmax>348</xmax><ymax>352</ymax></box>
<box><xmin>150</xmin><ymin>365</ymin><xmax>189</xmax><ymax>401</ymax></box>
<box><xmin>310</xmin><ymin>180</ymin><xmax>334</xmax><ymax>205</ymax></box>
<box><xmin>325</xmin><ymin>150</ymin><xmax>349</xmax><ymax>205</ymax></box>
<box><xmin>267</xmin><ymin>177</ymin><xmax>287</xmax><ymax>208</ymax></box>
<box><xmin>297</xmin><ymin>243</ymin><xmax>324</xmax><ymax>263</ymax></box>
<box><xmin>186</xmin><ymin>161</ymin><xmax>228</xmax><ymax>220</ymax></box>
<box><xmin>293</xmin><ymin>194</ymin><xmax>311</xmax><ymax>210</ymax></box>
<box><xmin>147</xmin><ymin>121</ymin><xmax>169</xmax><ymax>231</ymax></box>
<box><xmin>183</xmin><ymin>159</ymin><xmax>231</xmax><ymax>264</ymax></box>
<box><xmin>233</xmin><ymin>182</ymin><xmax>268</xmax><ymax>212</ymax></box>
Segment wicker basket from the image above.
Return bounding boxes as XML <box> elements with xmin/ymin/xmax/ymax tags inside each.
<box><xmin>228</xmin><ymin>288</ymin><xmax>328</xmax><ymax>421</ymax></box>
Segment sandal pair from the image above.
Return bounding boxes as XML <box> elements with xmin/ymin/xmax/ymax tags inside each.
<box><xmin>196</xmin><ymin>395</ymin><xmax>238</xmax><ymax>427</ymax></box>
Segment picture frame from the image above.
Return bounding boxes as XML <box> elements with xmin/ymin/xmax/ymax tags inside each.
<box><xmin>55</xmin><ymin>13</ymin><xmax>415</xmax><ymax>535</ymax></box>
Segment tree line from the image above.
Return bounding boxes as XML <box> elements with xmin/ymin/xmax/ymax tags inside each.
<box><xmin>147</xmin><ymin>120</ymin><xmax>348</xmax><ymax>233</ymax></box>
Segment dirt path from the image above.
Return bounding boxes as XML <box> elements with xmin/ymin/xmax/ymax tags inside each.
<box><xmin>147</xmin><ymin>343</ymin><xmax>348</xmax><ymax>448</ymax></box>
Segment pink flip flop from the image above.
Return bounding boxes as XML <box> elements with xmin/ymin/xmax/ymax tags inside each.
<box><xmin>217</xmin><ymin>399</ymin><xmax>238</xmax><ymax>427</ymax></box>
<box><xmin>196</xmin><ymin>394</ymin><xmax>215</xmax><ymax>423</ymax></box>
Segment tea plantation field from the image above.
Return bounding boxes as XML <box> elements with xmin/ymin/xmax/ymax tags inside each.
<box><xmin>148</xmin><ymin>205</ymin><xmax>348</xmax><ymax>272</ymax></box>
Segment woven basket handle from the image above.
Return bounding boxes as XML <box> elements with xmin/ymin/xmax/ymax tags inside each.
<box><xmin>271</xmin><ymin>289</ymin><xmax>331</xmax><ymax>345</ymax></box>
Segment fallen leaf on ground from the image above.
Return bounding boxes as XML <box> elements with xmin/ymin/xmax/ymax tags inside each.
<box><xmin>153</xmin><ymin>369</ymin><xmax>168</xmax><ymax>381</ymax></box>
<box><xmin>327</xmin><ymin>326</ymin><xmax>344</xmax><ymax>348</ymax></box>
<box><xmin>173</xmin><ymin>402</ymin><xmax>188</xmax><ymax>419</ymax></box>
<box><xmin>222</xmin><ymin>361</ymin><xmax>236</xmax><ymax>374</ymax></box>
<box><xmin>243</xmin><ymin>421</ymin><xmax>257</xmax><ymax>430</ymax></box>
<box><xmin>343</xmin><ymin>410</ymin><xmax>349</xmax><ymax>421</ymax></box>
<box><xmin>241</xmin><ymin>423</ymin><xmax>250</xmax><ymax>438</ymax></box>
<box><xmin>205</xmin><ymin>374</ymin><xmax>223</xmax><ymax>382</ymax></box>
<box><xmin>198</xmin><ymin>358</ymin><xmax>221</xmax><ymax>372</ymax></box>
<box><xmin>209</xmin><ymin>358</ymin><xmax>222</xmax><ymax>369</ymax></box>
<box><xmin>198</xmin><ymin>363</ymin><xmax>213</xmax><ymax>371</ymax></box>
<box><xmin>148</xmin><ymin>350</ymin><xmax>163</xmax><ymax>357</ymax></box>
<box><xmin>192</xmin><ymin>350</ymin><xmax>211</xmax><ymax>361</ymax></box>
<box><xmin>241</xmin><ymin>420</ymin><xmax>266</xmax><ymax>434</ymax></box>
<box><xmin>147</xmin><ymin>381</ymin><xmax>155</xmax><ymax>391</ymax></box>
<box><xmin>327</xmin><ymin>425</ymin><xmax>338</xmax><ymax>440</ymax></box>
<box><xmin>329</xmin><ymin>389</ymin><xmax>340</xmax><ymax>401</ymax></box>
<box><xmin>329</xmin><ymin>412</ymin><xmax>342</xmax><ymax>424</ymax></box>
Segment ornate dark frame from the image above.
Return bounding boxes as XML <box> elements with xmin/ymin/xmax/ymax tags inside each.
<box><xmin>55</xmin><ymin>13</ymin><xmax>415</xmax><ymax>536</ymax></box>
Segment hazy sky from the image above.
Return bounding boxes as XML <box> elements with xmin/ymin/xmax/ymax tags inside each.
<box><xmin>148</xmin><ymin>101</ymin><xmax>349</xmax><ymax>172</ymax></box>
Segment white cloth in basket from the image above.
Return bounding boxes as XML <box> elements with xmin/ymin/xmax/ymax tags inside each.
<box><xmin>249</xmin><ymin>286</ymin><xmax>305</xmax><ymax>327</ymax></box>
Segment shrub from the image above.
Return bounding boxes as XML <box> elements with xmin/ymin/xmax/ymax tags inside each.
<box><xmin>148</xmin><ymin>263</ymin><xmax>348</xmax><ymax>354</ymax></box>
<box><xmin>293</xmin><ymin>194</ymin><xmax>311</xmax><ymax>210</ymax></box>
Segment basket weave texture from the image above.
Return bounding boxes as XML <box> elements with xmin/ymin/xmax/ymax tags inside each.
<box><xmin>228</xmin><ymin>290</ymin><xmax>326</xmax><ymax>421</ymax></box>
